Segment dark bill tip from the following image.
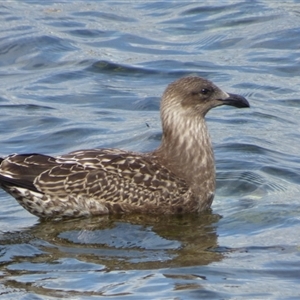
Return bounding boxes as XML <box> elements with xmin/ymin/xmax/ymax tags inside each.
<box><xmin>221</xmin><ymin>93</ymin><xmax>250</xmax><ymax>108</ymax></box>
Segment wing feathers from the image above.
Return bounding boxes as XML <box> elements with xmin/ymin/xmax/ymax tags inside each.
<box><xmin>0</xmin><ymin>149</ymin><xmax>189</xmax><ymax>210</ymax></box>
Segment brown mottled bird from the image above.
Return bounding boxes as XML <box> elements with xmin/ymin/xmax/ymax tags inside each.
<box><xmin>0</xmin><ymin>76</ymin><xmax>249</xmax><ymax>219</ymax></box>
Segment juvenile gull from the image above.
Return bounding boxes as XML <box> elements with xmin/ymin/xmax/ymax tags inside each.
<box><xmin>0</xmin><ymin>76</ymin><xmax>249</xmax><ymax>218</ymax></box>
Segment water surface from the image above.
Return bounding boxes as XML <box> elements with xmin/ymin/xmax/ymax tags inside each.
<box><xmin>1</xmin><ymin>1</ymin><xmax>300</xmax><ymax>299</ymax></box>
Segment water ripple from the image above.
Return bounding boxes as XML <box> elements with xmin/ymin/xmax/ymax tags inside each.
<box><xmin>0</xmin><ymin>1</ymin><xmax>300</xmax><ymax>299</ymax></box>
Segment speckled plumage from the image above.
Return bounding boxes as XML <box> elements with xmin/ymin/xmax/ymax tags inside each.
<box><xmin>0</xmin><ymin>76</ymin><xmax>249</xmax><ymax>218</ymax></box>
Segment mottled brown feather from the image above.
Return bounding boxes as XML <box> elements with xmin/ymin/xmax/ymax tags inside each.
<box><xmin>0</xmin><ymin>76</ymin><xmax>249</xmax><ymax>218</ymax></box>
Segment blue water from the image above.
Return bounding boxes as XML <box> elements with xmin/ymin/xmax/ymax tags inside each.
<box><xmin>1</xmin><ymin>1</ymin><xmax>300</xmax><ymax>299</ymax></box>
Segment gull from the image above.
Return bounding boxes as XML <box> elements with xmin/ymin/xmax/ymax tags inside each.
<box><xmin>0</xmin><ymin>76</ymin><xmax>249</xmax><ymax>218</ymax></box>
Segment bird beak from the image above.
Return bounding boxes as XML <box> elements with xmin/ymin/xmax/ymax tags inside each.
<box><xmin>220</xmin><ymin>93</ymin><xmax>250</xmax><ymax>108</ymax></box>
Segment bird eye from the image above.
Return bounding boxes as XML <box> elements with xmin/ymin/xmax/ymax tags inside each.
<box><xmin>200</xmin><ymin>88</ymin><xmax>210</xmax><ymax>95</ymax></box>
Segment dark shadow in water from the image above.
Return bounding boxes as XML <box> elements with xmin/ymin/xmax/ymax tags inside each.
<box><xmin>1</xmin><ymin>212</ymin><xmax>223</xmax><ymax>271</ymax></box>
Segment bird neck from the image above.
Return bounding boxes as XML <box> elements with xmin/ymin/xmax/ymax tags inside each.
<box><xmin>153</xmin><ymin>116</ymin><xmax>216</xmax><ymax>195</ymax></box>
